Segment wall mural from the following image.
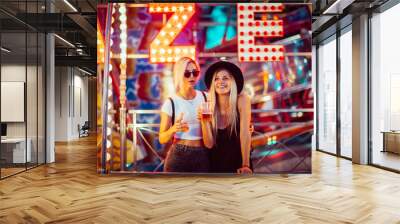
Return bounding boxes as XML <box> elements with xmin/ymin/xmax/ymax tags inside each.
<box><xmin>97</xmin><ymin>2</ymin><xmax>313</xmax><ymax>174</ymax></box>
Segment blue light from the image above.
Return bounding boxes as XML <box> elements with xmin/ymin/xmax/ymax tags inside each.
<box><xmin>258</xmin><ymin>149</ymin><xmax>282</xmax><ymax>157</ymax></box>
<box><xmin>275</xmin><ymin>82</ymin><xmax>282</xmax><ymax>91</ymax></box>
<box><xmin>205</xmin><ymin>6</ymin><xmax>236</xmax><ymax>49</ymax></box>
<box><xmin>269</xmin><ymin>74</ymin><xmax>274</xmax><ymax>80</ymax></box>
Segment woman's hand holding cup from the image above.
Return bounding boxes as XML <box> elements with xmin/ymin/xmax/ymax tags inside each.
<box><xmin>197</xmin><ymin>102</ymin><xmax>212</xmax><ymax>122</ymax></box>
<box><xmin>173</xmin><ymin>113</ymin><xmax>189</xmax><ymax>133</ymax></box>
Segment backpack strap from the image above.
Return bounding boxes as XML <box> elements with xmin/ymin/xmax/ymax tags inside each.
<box><xmin>169</xmin><ymin>97</ymin><xmax>175</xmax><ymax>125</ymax></box>
<box><xmin>201</xmin><ymin>91</ymin><xmax>207</xmax><ymax>102</ymax></box>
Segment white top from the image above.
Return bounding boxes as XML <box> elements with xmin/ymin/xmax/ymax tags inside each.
<box><xmin>161</xmin><ymin>90</ymin><xmax>207</xmax><ymax>140</ymax></box>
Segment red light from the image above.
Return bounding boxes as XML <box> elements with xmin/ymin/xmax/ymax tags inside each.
<box><xmin>249</xmin><ymin>39</ymin><xmax>253</xmax><ymax>44</ymax></box>
<box><xmin>264</xmin><ymin>56</ymin><xmax>269</xmax><ymax>60</ymax></box>
<box><xmin>249</xmin><ymin>48</ymin><xmax>253</xmax><ymax>52</ymax></box>
<box><xmin>279</xmin><ymin>47</ymin><xmax>284</xmax><ymax>52</ymax></box>
<box><xmin>255</xmin><ymin>6</ymin><xmax>260</xmax><ymax>10</ymax></box>
<box><xmin>256</xmin><ymin>48</ymin><xmax>260</xmax><ymax>52</ymax></box>
<box><xmin>249</xmin><ymin>56</ymin><xmax>253</xmax><ymax>61</ymax></box>
<box><xmin>279</xmin><ymin>56</ymin><xmax>284</xmax><ymax>60</ymax></box>
<box><xmin>248</xmin><ymin>22</ymin><xmax>253</xmax><ymax>26</ymax></box>
<box><xmin>263</xmin><ymin>6</ymin><xmax>268</xmax><ymax>10</ymax></box>
<box><xmin>240</xmin><ymin>32</ymin><xmax>244</xmax><ymax>36</ymax></box>
<box><xmin>278</xmin><ymin>5</ymin><xmax>283</xmax><ymax>10</ymax></box>
<box><xmin>271</xmin><ymin>31</ymin><xmax>276</xmax><ymax>35</ymax></box>
<box><xmin>272</xmin><ymin>48</ymin><xmax>276</xmax><ymax>52</ymax></box>
<box><xmin>279</xmin><ymin>31</ymin><xmax>283</xmax><ymax>35</ymax></box>
<box><xmin>264</xmin><ymin>48</ymin><xmax>269</xmax><ymax>52</ymax></box>
<box><xmin>263</xmin><ymin>31</ymin><xmax>268</xmax><ymax>35</ymax></box>
<box><xmin>271</xmin><ymin>6</ymin><xmax>276</xmax><ymax>10</ymax></box>
<box><xmin>239</xmin><ymin>6</ymin><xmax>244</xmax><ymax>10</ymax></box>
<box><xmin>256</xmin><ymin>31</ymin><xmax>260</xmax><ymax>35</ymax></box>
<box><xmin>263</xmin><ymin>21</ymin><xmax>268</xmax><ymax>26</ymax></box>
<box><xmin>256</xmin><ymin>56</ymin><xmax>260</xmax><ymax>61</ymax></box>
<box><xmin>249</xmin><ymin>31</ymin><xmax>253</xmax><ymax>35</ymax></box>
<box><xmin>248</xmin><ymin>14</ymin><xmax>253</xmax><ymax>19</ymax></box>
<box><xmin>240</xmin><ymin>14</ymin><xmax>244</xmax><ymax>19</ymax></box>
<box><xmin>240</xmin><ymin>48</ymin><xmax>245</xmax><ymax>52</ymax></box>
<box><xmin>278</xmin><ymin>21</ymin><xmax>283</xmax><ymax>26</ymax></box>
<box><xmin>272</xmin><ymin>56</ymin><xmax>276</xmax><ymax>60</ymax></box>
<box><xmin>271</xmin><ymin>22</ymin><xmax>275</xmax><ymax>26</ymax></box>
<box><xmin>240</xmin><ymin>22</ymin><xmax>244</xmax><ymax>26</ymax></box>
<box><xmin>255</xmin><ymin>21</ymin><xmax>260</xmax><ymax>26</ymax></box>
<box><xmin>248</xmin><ymin>6</ymin><xmax>253</xmax><ymax>10</ymax></box>
<box><xmin>240</xmin><ymin>56</ymin><xmax>245</xmax><ymax>61</ymax></box>
<box><xmin>240</xmin><ymin>40</ymin><xmax>244</xmax><ymax>44</ymax></box>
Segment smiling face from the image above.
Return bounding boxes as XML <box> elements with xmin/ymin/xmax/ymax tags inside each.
<box><xmin>213</xmin><ymin>69</ymin><xmax>233</xmax><ymax>95</ymax></box>
<box><xmin>182</xmin><ymin>62</ymin><xmax>199</xmax><ymax>89</ymax></box>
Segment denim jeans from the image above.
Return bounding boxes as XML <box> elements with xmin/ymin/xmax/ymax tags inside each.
<box><xmin>164</xmin><ymin>144</ymin><xmax>210</xmax><ymax>173</ymax></box>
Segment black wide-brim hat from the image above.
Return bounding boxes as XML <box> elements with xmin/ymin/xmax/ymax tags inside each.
<box><xmin>204</xmin><ymin>61</ymin><xmax>244</xmax><ymax>94</ymax></box>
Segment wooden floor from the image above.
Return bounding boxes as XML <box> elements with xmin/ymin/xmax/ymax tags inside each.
<box><xmin>1</xmin><ymin>136</ymin><xmax>400</xmax><ymax>223</ymax></box>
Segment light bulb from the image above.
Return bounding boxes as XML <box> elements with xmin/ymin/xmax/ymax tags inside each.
<box><xmin>119</xmin><ymin>15</ymin><xmax>127</xmax><ymax>22</ymax></box>
<box><xmin>119</xmin><ymin>7</ymin><xmax>126</xmax><ymax>14</ymax></box>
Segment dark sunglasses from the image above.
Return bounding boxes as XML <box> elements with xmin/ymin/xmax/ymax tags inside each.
<box><xmin>184</xmin><ymin>70</ymin><xmax>200</xmax><ymax>78</ymax></box>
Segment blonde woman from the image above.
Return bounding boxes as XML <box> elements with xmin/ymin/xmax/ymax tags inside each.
<box><xmin>159</xmin><ymin>57</ymin><xmax>211</xmax><ymax>172</ymax></box>
<box><xmin>198</xmin><ymin>61</ymin><xmax>252</xmax><ymax>174</ymax></box>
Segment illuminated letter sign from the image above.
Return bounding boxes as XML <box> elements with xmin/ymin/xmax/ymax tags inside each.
<box><xmin>149</xmin><ymin>3</ymin><xmax>196</xmax><ymax>63</ymax></box>
<box><xmin>237</xmin><ymin>3</ymin><xmax>285</xmax><ymax>62</ymax></box>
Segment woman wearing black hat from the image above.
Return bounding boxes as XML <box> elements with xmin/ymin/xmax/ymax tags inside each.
<box><xmin>198</xmin><ymin>61</ymin><xmax>252</xmax><ymax>174</ymax></box>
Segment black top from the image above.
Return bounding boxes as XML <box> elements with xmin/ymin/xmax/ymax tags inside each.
<box><xmin>210</xmin><ymin>117</ymin><xmax>242</xmax><ymax>173</ymax></box>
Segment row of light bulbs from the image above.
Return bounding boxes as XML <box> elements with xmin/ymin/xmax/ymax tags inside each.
<box><xmin>151</xmin><ymin>48</ymin><xmax>195</xmax><ymax>55</ymax></box>
<box><xmin>149</xmin><ymin>5</ymin><xmax>193</xmax><ymax>12</ymax></box>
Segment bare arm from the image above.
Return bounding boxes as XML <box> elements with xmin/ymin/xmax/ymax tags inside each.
<box><xmin>159</xmin><ymin>112</ymin><xmax>186</xmax><ymax>144</ymax></box>
<box><xmin>238</xmin><ymin>93</ymin><xmax>252</xmax><ymax>170</ymax></box>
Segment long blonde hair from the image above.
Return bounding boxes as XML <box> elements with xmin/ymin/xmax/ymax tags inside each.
<box><xmin>209</xmin><ymin>69</ymin><xmax>238</xmax><ymax>139</ymax></box>
<box><xmin>173</xmin><ymin>57</ymin><xmax>198</xmax><ymax>93</ymax></box>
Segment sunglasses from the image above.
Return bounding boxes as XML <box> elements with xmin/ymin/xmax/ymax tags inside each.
<box><xmin>184</xmin><ymin>70</ymin><xmax>200</xmax><ymax>78</ymax></box>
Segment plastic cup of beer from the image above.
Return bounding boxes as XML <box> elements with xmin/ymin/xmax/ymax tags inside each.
<box><xmin>201</xmin><ymin>102</ymin><xmax>212</xmax><ymax>121</ymax></box>
<box><xmin>181</xmin><ymin>122</ymin><xmax>189</xmax><ymax>132</ymax></box>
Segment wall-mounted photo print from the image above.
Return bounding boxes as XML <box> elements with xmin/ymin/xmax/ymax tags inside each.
<box><xmin>97</xmin><ymin>2</ymin><xmax>313</xmax><ymax>174</ymax></box>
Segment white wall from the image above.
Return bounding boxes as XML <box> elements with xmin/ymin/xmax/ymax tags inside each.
<box><xmin>55</xmin><ymin>67</ymin><xmax>89</xmax><ymax>141</ymax></box>
<box><xmin>1</xmin><ymin>65</ymin><xmax>40</xmax><ymax>138</ymax></box>
<box><xmin>1</xmin><ymin>64</ymin><xmax>46</xmax><ymax>163</ymax></box>
<box><xmin>55</xmin><ymin>67</ymin><xmax>69</xmax><ymax>141</ymax></box>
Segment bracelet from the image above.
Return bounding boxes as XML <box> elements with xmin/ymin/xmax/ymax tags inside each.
<box><xmin>242</xmin><ymin>164</ymin><xmax>250</xmax><ymax>168</ymax></box>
